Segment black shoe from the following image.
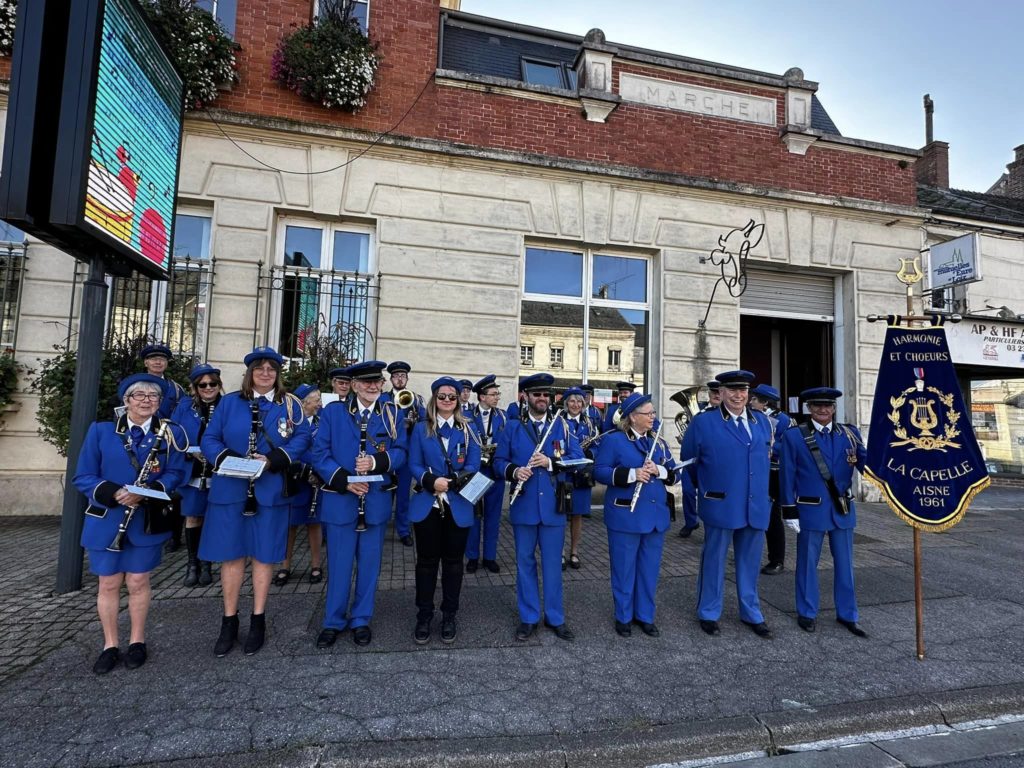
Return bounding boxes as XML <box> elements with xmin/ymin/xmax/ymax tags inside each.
<box><xmin>633</xmin><ymin>619</ymin><xmax>660</xmax><ymax>637</ymax></box>
<box><xmin>214</xmin><ymin>614</ymin><xmax>239</xmax><ymax>657</ymax></box>
<box><xmin>515</xmin><ymin>622</ymin><xmax>537</xmax><ymax>641</ymax></box>
<box><xmin>614</xmin><ymin>620</ymin><xmax>632</xmax><ymax>637</ymax></box>
<box><xmin>198</xmin><ymin>561</ymin><xmax>213</xmax><ymax>587</ymax></box>
<box><xmin>699</xmin><ymin>620</ymin><xmax>720</xmax><ymax>636</ymax></box>
<box><xmin>400</xmin><ymin>535</ymin><xmax>414</xmax><ymax>547</ymax></box>
<box><xmin>837</xmin><ymin>618</ymin><xmax>868</xmax><ymax>638</ymax></box>
<box><xmin>544</xmin><ymin>620</ymin><xmax>575</xmax><ymax>642</ymax></box>
<box><xmin>414</xmin><ymin>618</ymin><xmax>431</xmax><ymax>645</ymax></box>
<box><xmin>797</xmin><ymin>615</ymin><xmax>816</xmax><ymax>633</ymax></box>
<box><xmin>561</xmin><ymin>555</ymin><xmax>568</xmax><ymax>572</ymax></box>
<box><xmin>183</xmin><ymin>559</ymin><xmax>199</xmax><ymax>587</ymax></box>
<box><xmin>92</xmin><ymin>647</ymin><xmax>120</xmax><ymax>675</ymax></box>
<box><xmin>678</xmin><ymin>525</ymin><xmax>698</xmax><ymax>539</ymax></box>
<box><xmin>760</xmin><ymin>562</ymin><xmax>785</xmax><ymax>575</ymax></box>
<box><xmin>316</xmin><ymin>628</ymin><xmax>340</xmax><ymax>649</ymax></box>
<box><xmin>482</xmin><ymin>559</ymin><xmax>500</xmax><ymax>574</ymax></box>
<box><xmin>352</xmin><ymin>626</ymin><xmax>372</xmax><ymax>646</ymax></box>
<box><xmin>273</xmin><ymin>568</ymin><xmax>291</xmax><ymax>587</ymax></box>
<box><xmin>440</xmin><ymin>614</ymin><xmax>457</xmax><ymax>643</ymax></box>
<box><xmin>244</xmin><ymin>613</ymin><xmax>266</xmax><ymax>655</ymax></box>
<box><xmin>743</xmin><ymin>620</ymin><xmax>772</xmax><ymax>638</ymax></box>
<box><xmin>165</xmin><ymin>538</ymin><xmax>181</xmax><ymax>553</ymax></box>
<box><xmin>465</xmin><ymin>559</ymin><xmax>479</xmax><ymax>574</ymax></box>
<box><xmin>124</xmin><ymin>642</ymin><xmax>148</xmax><ymax>670</ymax></box>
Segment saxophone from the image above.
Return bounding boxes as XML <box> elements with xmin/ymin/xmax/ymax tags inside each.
<box><xmin>107</xmin><ymin>420</ymin><xmax>171</xmax><ymax>552</ymax></box>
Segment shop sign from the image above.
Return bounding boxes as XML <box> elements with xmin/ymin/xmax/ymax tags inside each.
<box><xmin>946</xmin><ymin>320</ymin><xmax>1024</xmax><ymax>369</ymax></box>
<box><xmin>925</xmin><ymin>233</ymin><xmax>982</xmax><ymax>291</ymax></box>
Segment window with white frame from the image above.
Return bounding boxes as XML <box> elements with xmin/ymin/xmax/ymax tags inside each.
<box><xmin>520</xmin><ymin>344</ymin><xmax>535</xmax><ymax>367</ymax></box>
<box><xmin>196</xmin><ymin>0</ymin><xmax>237</xmax><ymax>37</ymax></box>
<box><xmin>520</xmin><ymin>247</ymin><xmax>649</xmax><ymax>392</ymax></box>
<box><xmin>313</xmin><ymin>0</ymin><xmax>369</xmax><ymax>34</ymax></box>
<box><xmin>272</xmin><ymin>219</ymin><xmax>375</xmax><ymax>362</ymax></box>
<box><xmin>608</xmin><ymin>348</ymin><xmax>621</xmax><ymax>372</ymax></box>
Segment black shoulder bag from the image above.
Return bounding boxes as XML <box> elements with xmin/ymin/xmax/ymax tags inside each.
<box><xmin>797</xmin><ymin>422</ymin><xmax>850</xmax><ymax>515</ymax></box>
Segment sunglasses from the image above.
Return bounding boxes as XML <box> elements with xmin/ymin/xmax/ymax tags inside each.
<box><xmin>436</xmin><ymin>393</ymin><xmax>459</xmax><ymax>402</ymax></box>
<box><xmin>196</xmin><ymin>381</ymin><xmax>220</xmax><ymax>389</ymax></box>
<box><xmin>528</xmin><ymin>391</ymin><xmax>550</xmax><ymax>397</ymax></box>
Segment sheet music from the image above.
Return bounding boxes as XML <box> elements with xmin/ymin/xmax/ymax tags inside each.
<box><xmin>216</xmin><ymin>457</ymin><xmax>266</xmax><ymax>480</ymax></box>
<box><xmin>458</xmin><ymin>472</ymin><xmax>494</xmax><ymax>505</ymax></box>
<box><xmin>124</xmin><ymin>485</ymin><xmax>172</xmax><ymax>501</ymax></box>
<box><xmin>557</xmin><ymin>457</ymin><xmax>593</xmax><ymax>467</ymax></box>
<box><xmin>346</xmin><ymin>474</ymin><xmax>387</xmax><ymax>483</ymax></box>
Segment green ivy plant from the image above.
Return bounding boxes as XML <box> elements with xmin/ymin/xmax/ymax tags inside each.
<box><xmin>0</xmin><ymin>350</ymin><xmax>27</xmax><ymax>425</ymax></box>
<box><xmin>0</xmin><ymin>0</ymin><xmax>16</xmax><ymax>57</ymax></box>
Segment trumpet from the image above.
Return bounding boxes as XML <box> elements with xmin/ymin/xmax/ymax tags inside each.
<box><xmin>395</xmin><ymin>389</ymin><xmax>416</xmax><ymax>409</ymax></box>
<box><xmin>108</xmin><ymin>420</ymin><xmax>171</xmax><ymax>552</ymax></box>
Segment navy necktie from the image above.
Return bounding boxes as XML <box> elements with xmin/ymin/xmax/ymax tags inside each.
<box><xmin>439</xmin><ymin>423</ymin><xmax>453</xmax><ymax>439</ymax></box>
<box><xmin>129</xmin><ymin>425</ymin><xmax>145</xmax><ymax>448</ymax></box>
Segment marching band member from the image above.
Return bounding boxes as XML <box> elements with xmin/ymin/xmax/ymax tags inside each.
<box><xmin>141</xmin><ymin>343</ymin><xmax>186</xmax><ymax>551</ymax></box>
<box><xmin>171</xmin><ymin>363</ymin><xmax>223</xmax><ymax>588</ymax></box>
<box><xmin>276</xmin><ymin>384</ymin><xmax>324</xmax><ymax>586</ymax></box>
<box><xmin>595</xmin><ymin>392</ymin><xmax>677</xmax><ymax>637</ymax></box>
<box><xmin>200</xmin><ymin>347</ymin><xmax>311</xmax><ymax>658</ymax></box>
<box><xmin>408</xmin><ymin>377</ymin><xmax>482</xmax><ymax>644</ymax></box>
<box><xmin>465</xmin><ymin>374</ymin><xmax>506</xmax><ymax>574</ymax></box>
<box><xmin>386</xmin><ymin>360</ymin><xmax>423</xmax><ymax>547</ymax></box>
<box><xmin>701</xmin><ymin>380</ymin><xmax>723</xmax><ymax>412</ymax></box>
<box><xmin>779</xmin><ymin>387</ymin><xmax>867</xmax><ymax>637</ymax></box>
<box><xmin>312</xmin><ymin>361</ymin><xmax>407</xmax><ymax>648</ymax></box>
<box><xmin>458</xmin><ymin>379</ymin><xmax>474</xmax><ymax>419</ymax></box>
<box><xmin>749</xmin><ymin>384</ymin><xmax>793</xmax><ymax>575</ymax></box>
<box><xmin>580</xmin><ymin>384</ymin><xmax>603</xmax><ymax>432</ymax></box>
<box><xmin>677</xmin><ymin>381</ymin><xmax>722</xmax><ymax>540</ymax></box>
<box><xmin>494</xmin><ymin>373</ymin><xmax>582</xmax><ymax>642</ymax></box>
<box><xmin>73</xmin><ymin>373</ymin><xmax>187</xmax><ymax>674</ymax></box>
<box><xmin>681</xmin><ymin>370</ymin><xmax>773</xmax><ymax>638</ymax></box>
<box><xmin>602</xmin><ymin>381</ymin><xmax>637</xmax><ymax>432</ymax></box>
<box><xmin>560</xmin><ymin>387</ymin><xmax>597</xmax><ymax>570</ymax></box>
<box><xmin>506</xmin><ymin>378</ymin><xmax>527</xmax><ymax>421</ymax></box>
<box><xmin>329</xmin><ymin>366</ymin><xmax>353</xmax><ymax>405</ymax></box>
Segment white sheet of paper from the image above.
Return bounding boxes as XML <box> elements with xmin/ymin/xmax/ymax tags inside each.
<box><xmin>217</xmin><ymin>457</ymin><xmax>265</xmax><ymax>479</ymax></box>
<box><xmin>458</xmin><ymin>472</ymin><xmax>494</xmax><ymax>505</ymax></box>
<box><xmin>187</xmin><ymin>446</ymin><xmax>204</xmax><ymax>455</ymax></box>
<box><xmin>321</xmin><ymin>394</ymin><xmax>341</xmax><ymax>407</ymax></box>
<box><xmin>125</xmin><ymin>485</ymin><xmax>171</xmax><ymax>501</ymax></box>
<box><xmin>346</xmin><ymin>474</ymin><xmax>386</xmax><ymax>483</ymax></box>
<box><xmin>558</xmin><ymin>457</ymin><xmax>593</xmax><ymax>467</ymax></box>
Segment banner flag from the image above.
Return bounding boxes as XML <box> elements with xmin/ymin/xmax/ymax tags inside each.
<box><xmin>864</xmin><ymin>317</ymin><xmax>990</xmax><ymax>532</ymax></box>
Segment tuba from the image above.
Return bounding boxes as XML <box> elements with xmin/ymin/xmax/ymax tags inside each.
<box><xmin>670</xmin><ymin>386</ymin><xmax>703</xmax><ymax>443</ymax></box>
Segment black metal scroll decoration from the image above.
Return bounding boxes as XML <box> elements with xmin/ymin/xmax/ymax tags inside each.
<box><xmin>699</xmin><ymin>219</ymin><xmax>765</xmax><ymax>328</ymax></box>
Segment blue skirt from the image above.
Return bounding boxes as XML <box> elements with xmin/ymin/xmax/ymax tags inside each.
<box><xmin>87</xmin><ymin>542</ymin><xmax>163</xmax><ymax>577</ymax></box>
<box><xmin>569</xmin><ymin>486</ymin><xmax>593</xmax><ymax>516</ymax></box>
<box><xmin>288</xmin><ymin>497</ymin><xmax>320</xmax><ymax>526</ymax></box>
<box><xmin>199</xmin><ymin>501</ymin><xmax>289</xmax><ymax>564</ymax></box>
<box><xmin>179</xmin><ymin>485</ymin><xmax>210</xmax><ymax>519</ymax></box>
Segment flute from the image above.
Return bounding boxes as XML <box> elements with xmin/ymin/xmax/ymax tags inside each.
<box><xmin>628</xmin><ymin>422</ymin><xmax>664</xmax><ymax>514</ymax></box>
<box><xmin>508</xmin><ymin>416</ymin><xmax>559</xmax><ymax>507</ymax></box>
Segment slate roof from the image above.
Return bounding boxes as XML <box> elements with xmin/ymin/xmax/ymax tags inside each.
<box><xmin>440</xmin><ymin>17</ymin><xmax>842</xmax><ymax>135</ymax></box>
<box><xmin>521</xmin><ymin>301</ymin><xmax>636</xmax><ymax>332</ymax></box>
<box><xmin>917</xmin><ymin>185</ymin><xmax>1024</xmax><ymax>229</ymax></box>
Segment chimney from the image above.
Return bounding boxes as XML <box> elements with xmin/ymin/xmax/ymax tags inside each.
<box><xmin>1006</xmin><ymin>145</ymin><xmax>1024</xmax><ymax>198</ymax></box>
<box><xmin>439</xmin><ymin>0</ymin><xmax>461</xmax><ymax>9</ymax></box>
<box><xmin>915</xmin><ymin>94</ymin><xmax>949</xmax><ymax>188</ymax></box>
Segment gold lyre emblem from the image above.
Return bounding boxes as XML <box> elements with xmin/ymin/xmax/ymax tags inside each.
<box><xmin>889</xmin><ymin>370</ymin><xmax>961</xmax><ymax>452</ymax></box>
<box><xmin>896</xmin><ymin>257</ymin><xmax>924</xmax><ymax>286</ymax></box>
<box><xmin>909</xmin><ymin>398</ymin><xmax>939</xmax><ymax>436</ymax></box>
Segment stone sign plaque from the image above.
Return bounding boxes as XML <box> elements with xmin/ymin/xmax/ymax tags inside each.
<box><xmin>619</xmin><ymin>73</ymin><xmax>777</xmax><ymax>126</ymax></box>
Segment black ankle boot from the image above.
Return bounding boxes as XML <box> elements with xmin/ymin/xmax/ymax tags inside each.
<box><xmin>198</xmin><ymin>561</ymin><xmax>213</xmax><ymax>587</ymax></box>
<box><xmin>183</xmin><ymin>527</ymin><xmax>201</xmax><ymax>587</ymax></box>
<box><xmin>214</xmin><ymin>614</ymin><xmax>239</xmax><ymax>657</ymax></box>
<box><xmin>244</xmin><ymin>613</ymin><xmax>266</xmax><ymax>655</ymax></box>
<box><xmin>183</xmin><ymin>559</ymin><xmax>199</xmax><ymax>587</ymax></box>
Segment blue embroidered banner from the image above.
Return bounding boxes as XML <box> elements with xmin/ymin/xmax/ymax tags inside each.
<box><xmin>864</xmin><ymin>318</ymin><xmax>990</xmax><ymax>532</ymax></box>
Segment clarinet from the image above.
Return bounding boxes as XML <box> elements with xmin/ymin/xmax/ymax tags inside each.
<box><xmin>243</xmin><ymin>398</ymin><xmax>260</xmax><ymax>517</ymax></box>
<box><xmin>193</xmin><ymin>400</ymin><xmax>216</xmax><ymax>490</ymax></box>
<box><xmin>355</xmin><ymin>414</ymin><xmax>368</xmax><ymax>532</ymax></box>
<box><xmin>108</xmin><ymin>420</ymin><xmax>170</xmax><ymax>552</ymax></box>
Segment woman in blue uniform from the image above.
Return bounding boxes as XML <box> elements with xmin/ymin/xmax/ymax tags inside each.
<box><xmin>73</xmin><ymin>373</ymin><xmax>187</xmax><ymax>674</ymax></box>
<box><xmin>594</xmin><ymin>392</ymin><xmax>678</xmax><ymax>638</ymax></box>
<box><xmin>171</xmin><ymin>363</ymin><xmax>223</xmax><ymax>588</ymax></box>
<box><xmin>560</xmin><ymin>387</ymin><xmax>597</xmax><ymax>570</ymax></box>
<box><xmin>276</xmin><ymin>383</ymin><xmax>324</xmax><ymax>586</ymax></box>
<box><xmin>200</xmin><ymin>347</ymin><xmax>311</xmax><ymax>657</ymax></box>
<box><xmin>408</xmin><ymin>377</ymin><xmax>482</xmax><ymax>644</ymax></box>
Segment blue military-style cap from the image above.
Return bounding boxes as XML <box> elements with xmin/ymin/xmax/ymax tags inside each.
<box><xmin>386</xmin><ymin>361</ymin><xmax>411</xmax><ymax>374</ymax></box>
<box><xmin>294</xmin><ymin>383</ymin><xmax>319</xmax><ymax>400</ymax></box>
<box><xmin>801</xmin><ymin>386</ymin><xmax>842</xmax><ymax>404</ymax></box>
<box><xmin>473</xmin><ymin>374</ymin><xmax>499</xmax><ymax>394</ymax></box>
<box><xmin>431</xmin><ymin>376</ymin><xmax>461</xmax><ymax>393</ymax></box>
<box><xmin>580</xmin><ymin>384</ymin><xmax>595</xmax><ymax>393</ymax></box>
<box><xmin>329</xmin><ymin>366</ymin><xmax>352</xmax><ymax>380</ymax></box>
<box><xmin>139</xmin><ymin>343</ymin><xmax>172</xmax><ymax>360</ymax></box>
<box><xmin>715</xmin><ymin>369</ymin><xmax>756</xmax><ymax>388</ymax></box>
<box><xmin>706</xmin><ymin>380</ymin><xmax>722</xmax><ymax>391</ymax></box>
<box><xmin>520</xmin><ymin>372</ymin><xmax>554</xmax><ymax>392</ymax></box>
<box><xmin>348</xmin><ymin>360</ymin><xmax>388</xmax><ymax>380</ymax></box>
<box><xmin>615</xmin><ymin>381</ymin><xmax>637</xmax><ymax>392</ymax></box>
<box><xmin>118</xmin><ymin>372</ymin><xmax>167</xmax><ymax>401</ymax></box>
<box><xmin>243</xmin><ymin>346</ymin><xmax>285</xmax><ymax>367</ymax></box>
<box><xmin>562</xmin><ymin>387</ymin><xmax>586</xmax><ymax>401</ymax></box>
<box><xmin>459</xmin><ymin>378</ymin><xmax>473</xmax><ymax>389</ymax></box>
<box><xmin>188</xmin><ymin>363</ymin><xmax>221</xmax><ymax>383</ymax></box>
<box><xmin>750</xmin><ymin>383</ymin><xmax>781</xmax><ymax>402</ymax></box>
<box><xmin>618</xmin><ymin>392</ymin><xmax>652</xmax><ymax>419</ymax></box>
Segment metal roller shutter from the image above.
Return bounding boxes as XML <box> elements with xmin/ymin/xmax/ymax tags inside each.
<box><xmin>741</xmin><ymin>268</ymin><xmax>835</xmax><ymax>320</ymax></box>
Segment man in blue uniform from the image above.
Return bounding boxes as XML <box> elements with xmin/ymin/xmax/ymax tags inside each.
<box><xmin>678</xmin><ymin>381</ymin><xmax>721</xmax><ymax>540</ymax></box>
<box><xmin>494</xmin><ymin>373</ymin><xmax>582</xmax><ymax>642</ymax></box>
<box><xmin>466</xmin><ymin>374</ymin><xmax>507</xmax><ymax>574</ymax></box>
<box><xmin>779</xmin><ymin>387</ymin><xmax>867</xmax><ymax>637</ymax></box>
<box><xmin>458</xmin><ymin>379</ymin><xmax>474</xmax><ymax>419</ymax></box>
<box><xmin>749</xmin><ymin>384</ymin><xmax>793</xmax><ymax>575</ymax></box>
<box><xmin>312</xmin><ymin>361</ymin><xmax>407</xmax><ymax>648</ymax></box>
<box><xmin>681</xmin><ymin>370</ymin><xmax>773</xmax><ymax>637</ymax></box>
<box><xmin>385</xmin><ymin>361</ymin><xmax>423</xmax><ymax>546</ymax></box>
<box><xmin>580</xmin><ymin>384</ymin><xmax>603</xmax><ymax>431</ymax></box>
<box><xmin>602</xmin><ymin>381</ymin><xmax>637</xmax><ymax>432</ymax></box>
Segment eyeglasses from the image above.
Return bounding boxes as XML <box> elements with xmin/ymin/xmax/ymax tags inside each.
<box><xmin>528</xmin><ymin>391</ymin><xmax>549</xmax><ymax>398</ymax></box>
<box><xmin>196</xmin><ymin>381</ymin><xmax>219</xmax><ymax>390</ymax></box>
<box><xmin>358</xmin><ymin>377</ymin><xmax>384</xmax><ymax>385</ymax></box>
<box><xmin>634</xmin><ymin>410</ymin><xmax>657</xmax><ymax>417</ymax></box>
<box><xmin>253</xmin><ymin>365</ymin><xmax>277</xmax><ymax>374</ymax></box>
<box><xmin>128</xmin><ymin>392</ymin><xmax>161</xmax><ymax>402</ymax></box>
<box><xmin>436</xmin><ymin>393</ymin><xmax>459</xmax><ymax>402</ymax></box>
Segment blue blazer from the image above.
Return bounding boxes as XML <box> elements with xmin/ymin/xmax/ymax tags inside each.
<box><xmin>171</xmin><ymin>394</ymin><xmax>221</xmax><ymax>486</ymax></box>
<box><xmin>311</xmin><ymin>398</ymin><xmax>407</xmax><ymax>526</ymax></box>
<box><xmin>73</xmin><ymin>416</ymin><xmax>187</xmax><ymax>549</ymax></box>
<box><xmin>494</xmin><ymin>416</ymin><xmax>582</xmax><ymax>526</ymax></box>
<box><xmin>468</xmin><ymin>405</ymin><xmax>508</xmax><ymax>480</ymax></box>
<box><xmin>779</xmin><ymin>422</ymin><xmax>866</xmax><ymax>531</ymax></box>
<box><xmin>201</xmin><ymin>391</ymin><xmax>312</xmax><ymax>508</ymax></box>
<box><xmin>408</xmin><ymin>420</ymin><xmax>482</xmax><ymax>527</ymax></box>
<box><xmin>156</xmin><ymin>378</ymin><xmax>186</xmax><ymax>420</ymax></box>
<box><xmin>680</xmin><ymin>405</ymin><xmax>772</xmax><ymax>530</ymax></box>
<box><xmin>595</xmin><ymin>429</ymin><xmax>677</xmax><ymax>533</ymax></box>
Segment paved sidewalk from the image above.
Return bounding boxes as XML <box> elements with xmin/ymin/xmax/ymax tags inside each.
<box><xmin>0</xmin><ymin>488</ymin><xmax>1022</xmax><ymax>768</ymax></box>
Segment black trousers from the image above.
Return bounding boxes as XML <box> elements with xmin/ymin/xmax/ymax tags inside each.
<box><xmin>765</xmin><ymin>468</ymin><xmax>785</xmax><ymax>565</ymax></box>
<box><xmin>413</xmin><ymin>504</ymin><xmax>470</xmax><ymax>620</ymax></box>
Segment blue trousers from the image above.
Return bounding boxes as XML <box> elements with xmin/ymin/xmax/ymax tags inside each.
<box><xmin>465</xmin><ymin>477</ymin><xmax>504</xmax><ymax>561</ymax></box>
<box><xmin>696</xmin><ymin>524</ymin><xmax>765</xmax><ymax>623</ymax></box>
<box><xmin>513</xmin><ymin>523</ymin><xmax>565</xmax><ymax>625</ymax></box>
<box><xmin>796</xmin><ymin>527</ymin><xmax>858</xmax><ymax>622</ymax></box>
<box><xmin>607</xmin><ymin>528</ymin><xmax>666</xmax><ymax>624</ymax></box>
<box><xmin>393</xmin><ymin>465</ymin><xmax>412</xmax><ymax>538</ymax></box>
<box><xmin>681</xmin><ymin>472</ymin><xmax>699</xmax><ymax>528</ymax></box>
<box><xmin>322</xmin><ymin>520</ymin><xmax>386</xmax><ymax>630</ymax></box>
